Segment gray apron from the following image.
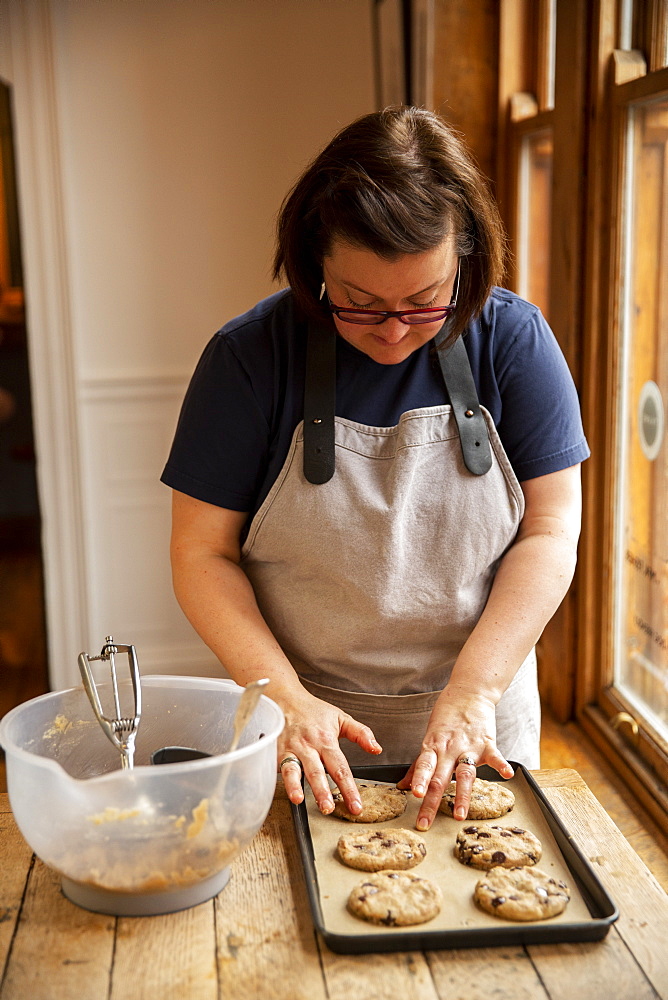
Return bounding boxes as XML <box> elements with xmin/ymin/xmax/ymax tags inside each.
<box><xmin>240</xmin><ymin>329</ymin><xmax>541</xmax><ymax>768</ymax></box>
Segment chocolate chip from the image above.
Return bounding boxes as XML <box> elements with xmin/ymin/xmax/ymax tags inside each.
<box><xmin>381</xmin><ymin>839</ymin><xmax>395</xmax><ymax>847</ymax></box>
<box><xmin>387</xmin><ymin>873</ymin><xmax>400</xmax><ymax>879</ymax></box>
<box><xmin>491</xmin><ymin>851</ymin><xmax>506</xmax><ymax>863</ymax></box>
<box><xmin>510</xmin><ymin>827</ymin><xmax>525</xmax><ymax>834</ymax></box>
<box><xmin>535</xmin><ymin>886</ymin><xmax>548</xmax><ymax>897</ymax></box>
<box><xmin>478</xmin><ymin>832</ymin><xmax>491</xmax><ymax>838</ymax></box>
<box><xmin>418</xmin><ymin>844</ymin><xmax>426</xmax><ymax>856</ymax></box>
<box><xmin>463</xmin><ymin>826</ymin><xmax>478</xmax><ymax>834</ymax></box>
<box><xmin>491</xmin><ymin>896</ymin><xmax>506</xmax><ymax>907</ymax></box>
<box><xmin>380</xmin><ymin>910</ymin><xmax>396</xmax><ymax>926</ymax></box>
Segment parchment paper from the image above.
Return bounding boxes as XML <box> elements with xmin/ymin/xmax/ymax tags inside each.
<box><xmin>304</xmin><ymin>770</ymin><xmax>592</xmax><ymax>937</ymax></box>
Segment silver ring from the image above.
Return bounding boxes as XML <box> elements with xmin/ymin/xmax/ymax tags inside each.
<box><xmin>457</xmin><ymin>754</ymin><xmax>477</xmax><ymax>768</ymax></box>
<box><xmin>279</xmin><ymin>754</ymin><xmax>301</xmax><ymax>769</ymax></box>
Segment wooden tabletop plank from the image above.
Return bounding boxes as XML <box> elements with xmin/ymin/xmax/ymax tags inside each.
<box><xmin>213</xmin><ymin>798</ymin><xmax>329</xmax><ymax>1000</ymax></box>
<box><xmin>0</xmin><ymin>811</ymin><xmax>33</xmax><ymax>976</ymax></box>
<box><xmin>319</xmin><ymin>948</ymin><xmax>439</xmax><ymax>1000</ymax></box>
<box><xmin>110</xmin><ymin>904</ymin><xmax>217</xmax><ymax>1000</ymax></box>
<box><xmin>426</xmin><ymin>945</ymin><xmax>550</xmax><ymax>1000</ymax></box>
<box><xmin>0</xmin><ymin>859</ymin><xmax>114</xmax><ymax>1000</ymax></box>
<box><xmin>528</xmin><ymin>937</ymin><xmax>660</xmax><ymax>1000</ymax></box>
<box><xmin>541</xmin><ymin>785</ymin><xmax>668</xmax><ymax>1000</ymax></box>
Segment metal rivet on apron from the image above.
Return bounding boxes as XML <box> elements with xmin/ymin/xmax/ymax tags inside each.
<box><xmin>313</xmin><ymin>418</ymin><xmax>322</xmax><ymax>424</ymax></box>
<box><xmin>465</xmin><ymin>409</ymin><xmax>474</xmax><ymax>418</ymax></box>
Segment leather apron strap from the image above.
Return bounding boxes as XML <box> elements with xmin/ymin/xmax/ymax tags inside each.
<box><xmin>435</xmin><ymin>333</ymin><xmax>493</xmax><ymax>476</ymax></box>
<box><xmin>302</xmin><ymin>324</ymin><xmax>336</xmax><ymax>484</ymax></box>
<box><xmin>302</xmin><ymin>322</ymin><xmax>492</xmax><ymax>483</ymax></box>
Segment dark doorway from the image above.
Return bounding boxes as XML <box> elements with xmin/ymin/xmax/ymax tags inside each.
<box><xmin>0</xmin><ymin>78</ymin><xmax>49</xmax><ymax>736</ymax></box>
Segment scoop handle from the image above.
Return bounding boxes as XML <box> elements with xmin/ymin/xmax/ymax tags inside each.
<box><xmin>227</xmin><ymin>678</ymin><xmax>270</xmax><ymax>753</ymax></box>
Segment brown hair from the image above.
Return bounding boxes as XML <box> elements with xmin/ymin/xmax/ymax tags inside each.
<box><xmin>273</xmin><ymin>106</ymin><xmax>507</xmax><ymax>341</ymax></box>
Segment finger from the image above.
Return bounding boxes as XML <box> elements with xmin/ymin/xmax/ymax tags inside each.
<box><xmin>321</xmin><ymin>750</ymin><xmax>362</xmax><ymax>815</ymax></box>
<box><xmin>414</xmin><ymin>763</ymin><xmax>455</xmax><ymax>830</ymax></box>
<box><xmin>409</xmin><ymin>747</ymin><xmax>438</xmax><ymax>798</ymax></box>
<box><xmin>451</xmin><ymin>755</ymin><xmax>478</xmax><ymax>821</ymax></box>
<box><xmin>278</xmin><ymin>754</ymin><xmax>305</xmax><ymax>805</ymax></box>
<box><xmin>298</xmin><ymin>754</ymin><xmax>338</xmax><ymax>814</ymax></box>
<box><xmin>484</xmin><ymin>748</ymin><xmax>515</xmax><ymax>780</ymax></box>
<box><xmin>339</xmin><ymin>717</ymin><xmax>383</xmax><ymax>755</ymax></box>
<box><xmin>396</xmin><ymin>762</ymin><xmax>416</xmax><ymax>790</ymax></box>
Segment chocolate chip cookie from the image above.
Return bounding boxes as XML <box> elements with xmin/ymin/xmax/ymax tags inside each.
<box><xmin>336</xmin><ymin>828</ymin><xmax>427</xmax><ymax>871</ymax></box>
<box><xmin>439</xmin><ymin>777</ymin><xmax>515</xmax><ymax>820</ymax></box>
<box><xmin>454</xmin><ymin>823</ymin><xmax>542</xmax><ymax>869</ymax></box>
<box><xmin>347</xmin><ymin>870</ymin><xmax>442</xmax><ymax>926</ymax></box>
<box><xmin>474</xmin><ymin>866</ymin><xmax>570</xmax><ymax>921</ymax></box>
<box><xmin>332</xmin><ymin>783</ymin><xmax>407</xmax><ymax>823</ymax></box>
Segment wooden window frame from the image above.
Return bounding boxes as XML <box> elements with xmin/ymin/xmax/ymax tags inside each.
<box><xmin>498</xmin><ymin>0</ymin><xmax>668</xmax><ymax>830</ymax></box>
<box><xmin>578</xmin><ymin>54</ymin><xmax>668</xmax><ymax>833</ymax></box>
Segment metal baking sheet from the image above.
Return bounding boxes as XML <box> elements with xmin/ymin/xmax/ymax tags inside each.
<box><xmin>290</xmin><ymin>763</ymin><xmax>618</xmax><ymax>954</ymax></box>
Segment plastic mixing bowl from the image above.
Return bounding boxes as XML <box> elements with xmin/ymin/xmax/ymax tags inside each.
<box><xmin>0</xmin><ymin>675</ymin><xmax>284</xmax><ymax>915</ymax></box>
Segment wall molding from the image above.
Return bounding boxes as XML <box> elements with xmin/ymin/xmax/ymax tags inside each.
<box><xmin>79</xmin><ymin>370</ymin><xmax>190</xmax><ymax>401</ymax></box>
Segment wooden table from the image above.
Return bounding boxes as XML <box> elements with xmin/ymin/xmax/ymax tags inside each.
<box><xmin>1</xmin><ymin>769</ymin><xmax>667</xmax><ymax>1000</ymax></box>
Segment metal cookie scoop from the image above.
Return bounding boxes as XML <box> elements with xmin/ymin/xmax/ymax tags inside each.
<box><xmin>150</xmin><ymin>677</ymin><xmax>270</xmax><ymax>765</ymax></box>
<box><xmin>78</xmin><ymin>635</ymin><xmax>142</xmax><ymax>770</ymax></box>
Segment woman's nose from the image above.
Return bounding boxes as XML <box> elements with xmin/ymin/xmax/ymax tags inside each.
<box><xmin>378</xmin><ymin>317</ymin><xmax>409</xmax><ymax>342</ymax></box>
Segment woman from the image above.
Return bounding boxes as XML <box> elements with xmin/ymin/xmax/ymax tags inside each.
<box><xmin>162</xmin><ymin>107</ymin><xmax>588</xmax><ymax>831</ymax></box>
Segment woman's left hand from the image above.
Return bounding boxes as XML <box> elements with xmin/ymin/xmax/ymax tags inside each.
<box><xmin>396</xmin><ymin>683</ymin><xmax>514</xmax><ymax>830</ymax></box>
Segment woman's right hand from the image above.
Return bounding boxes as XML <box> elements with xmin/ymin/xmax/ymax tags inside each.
<box><xmin>277</xmin><ymin>688</ymin><xmax>382</xmax><ymax>816</ymax></box>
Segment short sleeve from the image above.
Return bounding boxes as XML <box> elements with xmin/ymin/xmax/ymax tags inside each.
<box><xmin>485</xmin><ymin>300</ymin><xmax>590</xmax><ymax>480</ymax></box>
<box><xmin>161</xmin><ymin>333</ymin><xmax>270</xmax><ymax>511</ymax></box>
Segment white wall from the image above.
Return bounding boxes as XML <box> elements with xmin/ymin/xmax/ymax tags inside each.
<box><xmin>0</xmin><ymin>0</ymin><xmax>375</xmax><ymax>687</ymax></box>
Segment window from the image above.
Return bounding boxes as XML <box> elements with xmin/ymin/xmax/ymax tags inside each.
<box><xmin>583</xmin><ymin>45</ymin><xmax>668</xmax><ymax>826</ymax></box>
<box><xmin>497</xmin><ymin>0</ymin><xmax>668</xmax><ymax>826</ymax></box>
<box><xmin>614</xmin><ymin>94</ymin><xmax>668</xmax><ymax>746</ymax></box>
<box><xmin>517</xmin><ymin>129</ymin><xmax>553</xmax><ymax>319</ymax></box>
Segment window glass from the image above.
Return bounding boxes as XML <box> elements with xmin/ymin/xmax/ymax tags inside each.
<box><xmin>517</xmin><ymin>130</ymin><xmax>553</xmax><ymax>318</ymax></box>
<box><xmin>614</xmin><ymin>95</ymin><xmax>668</xmax><ymax>743</ymax></box>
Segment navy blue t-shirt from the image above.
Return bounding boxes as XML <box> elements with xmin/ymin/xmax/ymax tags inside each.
<box><xmin>161</xmin><ymin>288</ymin><xmax>589</xmax><ymax>518</ymax></box>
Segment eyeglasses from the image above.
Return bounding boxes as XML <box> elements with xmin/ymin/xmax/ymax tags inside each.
<box><xmin>326</xmin><ymin>260</ymin><xmax>460</xmax><ymax>326</ymax></box>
